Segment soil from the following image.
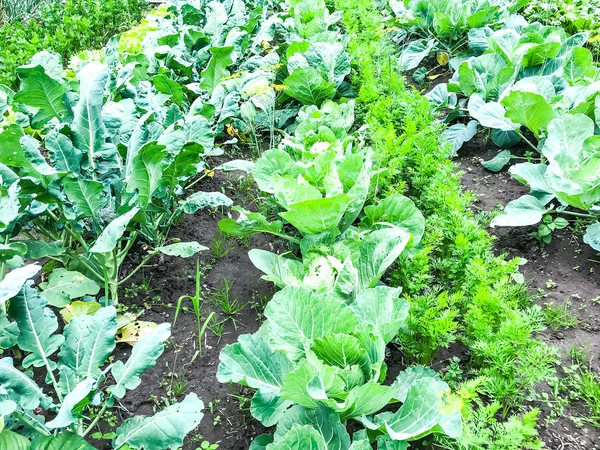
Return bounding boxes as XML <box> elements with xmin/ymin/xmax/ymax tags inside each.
<box><xmin>91</xmin><ymin>161</ymin><xmax>284</xmax><ymax>449</ymax></box>
<box><xmin>456</xmin><ymin>130</ymin><xmax>600</xmax><ymax>450</ymax></box>
<box><xmin>92</xmin><ymin>123</ymin><xmax>600</xmax><ymax>449</ymax></box>
<box><xmin>403</xmin><ymin>55</ymin><xmax>453</xmax><ymax>91</ymax></box>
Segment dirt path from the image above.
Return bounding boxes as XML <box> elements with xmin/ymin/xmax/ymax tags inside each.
<box><xmin>92</xmin><ymin>166</ymin><xmax>279</xmax><ymax>449</ymax></box>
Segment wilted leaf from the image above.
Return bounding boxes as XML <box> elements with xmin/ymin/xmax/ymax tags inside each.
<box><xmin>116</xmin><ymin>321</ymin><xmax>158</xmax><ymax>346</ymax></box>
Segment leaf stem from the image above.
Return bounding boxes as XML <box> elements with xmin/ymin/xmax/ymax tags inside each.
<box><xmin>46</xmin><ymin>209</ymin><xmax>89</xmax><ymax>251</ymax></box>
<box><xmin>118</xmin><ymin>251</ymin><xmax>159</xmax><ymax>286</ymax></box>
<box><xmin>77</xmin><ymin>257</ymin><xmax>105</xmax><ymax>284</ymax></box>
<box><xmin>116</xmin><ymin>231</ymin><xmax>138</xmax><ymax>264</ymax></box>
<box><xmin>102</xmin><ymin>265</ymin><xmax>110</xmax><ymax>307</ymax></box>
<box><xmin>0</xmin><ymin>235</ymin><xmax>8</xmax><ymax>282</ymax></box>
<box><xmin>270</xmin><ymin>231</ymin><xmax>301</xmax><ymax>245</ymax></box>
<box><xmin>12</xmin><ymin>411</ymin><xmax>51</xmax><ymax>436</ymax></box>
<box><xmin>184</xmin><ymin>171</ymin><xmax>210</xmax><ymax>191</ymax></box>
<box><xmin>516</xmin><ymin>131</ymin><xmax>541</xmax><ymax>154</ymax></box>
<box><xmin>551</xmin><ymin>210</ymin><xmax>595</xmax><ymax>219</ymax></box>
<box><xmin>510</xmin><ymin>155</ymin><xmax>541</xmax><ymax>161</ymax></box>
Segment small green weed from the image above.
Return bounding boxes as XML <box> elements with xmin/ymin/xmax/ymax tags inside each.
<box><xmin>211</xmin><ymin>279</ymin><xmax>245</xmax><ymax>320</ymax></box>
<box><xmin>544</xmin><ymin>301</ymin><xmax>578</xmax><ymax>331</ymax></box>
<box><xmin>208</xmin><ymin>316</ymin><xmax>226</xmax><ymax>342</ymax></box>
<box><xmin>566</xmin><ymin>346</ymin><xmax>600</xmax><ymax>428</ymax></box>
<box><xmin>210</xmin><ymin>231</ymin><xmax>235</xmax><ymax>259</ymax></box>
<box><xmin>173</xmin><ymin>259</ymin><xmax>214</xmax><ymax>360</ymax></box>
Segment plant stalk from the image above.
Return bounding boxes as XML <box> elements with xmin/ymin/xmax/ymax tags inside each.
<box><xmin>12</xmin><ymin>411</ymin><xmax>51</xmax><ymax>436</ymax></box>
<box><xmin>81</xmin><ymin>403</ymin><xmax>108</xmax><ymax>438</ymax></box>
<box><xmin>118</xmin><ymin>250</ymin><xmax>159</xmax><ymax>286</ymax></box>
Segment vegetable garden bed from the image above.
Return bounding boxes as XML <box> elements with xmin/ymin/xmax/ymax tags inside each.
<box><xmin>1</xmin><ymin>0</ymin><xmax>600</xmax><ymax>448</ymax></box>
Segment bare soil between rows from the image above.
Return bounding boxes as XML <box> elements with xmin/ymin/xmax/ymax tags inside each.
<box><xmin>457</xmin><ymin>132</ymin><xmax>600</xmax><ymax>450</ymax></box>
<box><xmin>90</xmin><ymin>163</ymin><xmax>280</xmax><ymax>449</ymax></box>
<box><xmin>90</xmin><ymin>78</ymin><xmax>600</xmax><ymax>449</ymax></box>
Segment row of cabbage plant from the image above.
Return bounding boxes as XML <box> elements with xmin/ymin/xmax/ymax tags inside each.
<box><xmin>385</xmin><ymin>0</ymin><xmax>600</xmax><ymax>250</ymax></box>
<box><xmin>0</xmin><ymin>0</ymin><xmax>358</xmax><ymax>447</ymax></box>
<box><xmin>214</xmin><ymin>1</ymin><xmax>464</xmax><ymax>447</ymax></box>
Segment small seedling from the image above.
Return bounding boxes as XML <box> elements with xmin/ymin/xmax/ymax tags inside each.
<box><xmin>442</xmin><ymin>357</ymin><xmax>463</xmax><ymax>390</ymax></box>
<box><xmin>532</xmin><ymin>215</ymin><xmax>569</xmax><ymax>245</ymax></box>
<box><xmin>208</xmin><ymin>316</ymin><xmax>226</xmax><ymax>342</ymax></box>
<box><xmin>91</xmin><ymin>432</ymin><xmax>117</xmax><ymax>440</ymax></box>
<box><xmin>165</xmin><ymin>370</ymin><xmax>187</xmax><ymax>397</ymax></box>
<box><xmin>208</xmin><ymin>399</ymin><xmax>220</xmax><ymax>414</ymax></box>
<box><xmin>198</xmin><ymin>442</ymin><xmax>219</xmax><ymax>450</ymax></box>
<box><xmin>173</xmin><ymin>259</ymin><xmax>214</xmax><ymax>359</ymax></box>
<box><xmin>230</xmin><ymin>392</ymin><xmax>252</xmax><ymax>412</ymax></box>
<box><xmin>210</xmin><ymin>231</ymin><xmax>235</xmax><ymax>258</ymax></box>
<box><xmin>250</xmin><ymin>295</ymin><xmax>270</xmax><ymax>321</ymax></box>
<box><xmin>544</xmin><ymin>301</ymin><xmax>578</xmax><ymax>331</ymax></box>
<box><xmin>211</xmin><ymin>279</ymin><xmax>246</xmax><ymax>325</ymax></box>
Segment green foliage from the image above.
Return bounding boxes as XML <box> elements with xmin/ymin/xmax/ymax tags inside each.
<box><xmin>215</xmin><ymin>0</ymin><xmax>462</xmax><ymax>446</ymax></box>
<box><xmin>524</xmin><ymin>0</ymin><xmax>600</xmax><ymax>58</ymax></box>
<box><xmin>398</xmin><ymin>292</ymin><xmax>460</xmax><ymax>365</ymax></box>
<box><xmin>563</xmin><ymin>346</ymin><xmax>600</xmax><ymax>428</ymax></box>
<box><xmin>335</xmin><ymin>0</ymin><xmax>559</xmax><ymax>443</ymax></box>
<box><xmin>387</xmin><ymin>0</ymin><xmax>524</xmax><ymax>68</ymax></box>
<box><xmin>0</xmin><ymin>0</ymin><xmax>48</xmax><ymax>24</ymax></box>
<box><xmin>0</xmin><ymin>278</ymin><xmax>204</xmax><ymax>448</ymax></box>
<box><xmin>491</xmin><ymin>114</ymin><xmax>600</xmax><ymax>248</ymax></box>
<box><xmin>544</xmin><ymin>301</ymin><xmax>578</xmax><ymax>331</ymax></box>
<box><xmin>218</xmin><ymin>288</ymin><xmax>462</xmax><ymax>444</ymax></box>
<box><xmin>389</xmin><ymin>0</ymin><xmax>600</xmax><ymax>248</ymax></box>
<box><xmin>0</xmin><ymin>0</ymin><xmax>147</xmax><ymax>87</ymax></box>
<box><xmin>436</xmin><ymin>379</ymin><xmax>544</xmax><ymax>450</ymax></box>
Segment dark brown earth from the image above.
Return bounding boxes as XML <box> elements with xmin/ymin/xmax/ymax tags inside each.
<box><xmin>93</xmin><ymin>124</ymin><xmax>600</xmax><ymax>449</ymax></box>
<box><xmin>89</xmin><ymin>163</ymin><xmax>282</xmax><ymax>449</ymax></box>
<box><xmin>456</xmin><ymin>130</ymin><xmax>600</xmax><ymax>450</ymax></box>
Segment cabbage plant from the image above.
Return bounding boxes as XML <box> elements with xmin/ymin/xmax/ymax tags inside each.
<box><xmin>219</xmin><ymin>286</ymin><xmax>462</xmax><ymax>448</ymax></box>
<box><xmin>387</xmin><ymin>0</ymin><xmax>522</xmax><ymax>73</ymax></box>
<box><xmin>0</xmin><ymin>0</ymin><xmax>313</xmax><ymax>303</ymax></box>
<box><xmin>426</xmin><ymin>16</ymin><xmax>599</xmax><ymax>153</ymax></box>
<box><xmin>217</xmin><ymin>67</ymin><xmax>460</xmax><ymax>448</ymax></box>
<box><xmin>491</xmin><ymin>114</ymin><xmax>600</xmax><ymax>250</ymax></box>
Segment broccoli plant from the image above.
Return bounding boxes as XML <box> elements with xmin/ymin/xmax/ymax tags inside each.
<box><xmin>0</xmin><ymin>265</ymin><xmax>204</xmax><ymax>449</ymax></box>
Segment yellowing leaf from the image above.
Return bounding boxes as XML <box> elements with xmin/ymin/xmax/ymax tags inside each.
<box><xmin>117</xmin><ymin>321</ymin><xmax>157</xmax><ymax>346</ymax></box>
<box><xmin>427</xmin><ymin>74</ymin><xmax>443</xmax><ymax>80</ymax></box>
<box><xmin>204</xmin><ymin>169</ymin><xmax>215</xmax><ymax>178</ymax></box>
<box><xmin>270</xmin><ymin>84</ymin><xmax>289</xmax><ymax>91</ymax></box>
<box><xmin>589</xmin><ymin>35</ymin><xmax>600</xmax><ymax>42</ymax></box>
<box><xmin>60</xmin><ymin>301</ymin><xmax>102</xmax><ymax>323</ymax></box>
<box><xmin>226</xmin><ymin>123</ymin><xmax>238</xmax><ymax>136</ymax></box>
<box><xmin>436</xmin><ymin>52</ymin><xmax>449</xmax><ymax>65</ymax></box>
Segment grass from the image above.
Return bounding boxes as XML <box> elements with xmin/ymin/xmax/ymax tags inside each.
<box><xmin>207</xmin><ymin>316</ymin><xmax>226</xmax><ymax>342</ymax></box>
<box><xmin>210</xmin><ymin>279</ymin><xmax>245</xmax><ymax>318</ymax></box>
<box><xmin>565</xmin><ymin>346</ymin><xmax>600</xmax><ymax>428</ymax></box>
<box><xmin>544</xmin><ymin>301</ymin><xmax>579</xmax><ymax>331</ymax></box>
<box><xmin>173</xmin><ymin>259</ymin><xmax>214</xmax><ymax>360</ymax></box>
<box><xmin>210</xmin><ymin>231</ymin><xmax>235</xmax><ymax>259</ymax></box>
